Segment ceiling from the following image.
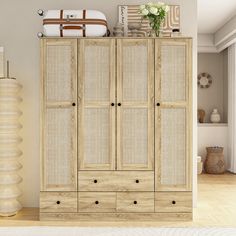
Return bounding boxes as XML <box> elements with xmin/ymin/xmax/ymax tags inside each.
<box><xmin>198</xmin><ymin>0</ymin><xmax>236</xmax><ymax>34</ymax></box>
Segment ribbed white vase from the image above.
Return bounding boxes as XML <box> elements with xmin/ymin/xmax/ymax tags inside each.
<box><xmin>0</xmin><ymin>78</ymin><xmax>22</xmax><ymax>216</ymax></box>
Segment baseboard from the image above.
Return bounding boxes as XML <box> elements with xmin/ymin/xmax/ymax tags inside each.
<box><xmin>40</xmin><ymin>212</ymin><xmax>192</xmax><ymax>222</ymax></box>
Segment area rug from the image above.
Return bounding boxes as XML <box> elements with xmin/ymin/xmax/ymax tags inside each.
<box><xmin>0</xmin><ymin>227</ymin><xmax>236</xmax><ymax>236</ymax></box>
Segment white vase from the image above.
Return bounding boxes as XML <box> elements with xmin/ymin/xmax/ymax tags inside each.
<box><xmin>210</xmin><ymin>109</ymin><xmax>221</xmax><ymax>123</ymax></box>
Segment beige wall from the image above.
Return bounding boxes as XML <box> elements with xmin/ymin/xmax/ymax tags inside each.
<box><xmin>0</xmin><ymin>47</ymin><xmax>3</xmax><ymax>77</ymax></box>
<box><xmin>198</xmin><ymin>52</ymin><xmax>228</xmax><ymax>123</ymax></box>
<box><xmin>0</xmin><ymin>0</ymin><xmax>197</xmax><ymax>207</ymax></box>
<box><xmin>223</xmin><ymin>49</ymin><xmax>228</xmax><ymax>122</ymax></box>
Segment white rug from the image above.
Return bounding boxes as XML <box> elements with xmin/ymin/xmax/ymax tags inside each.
<box><xmin>0</xmin><ymin>227</ymin><xmax>236</xmax><ymax>236</ymax></box>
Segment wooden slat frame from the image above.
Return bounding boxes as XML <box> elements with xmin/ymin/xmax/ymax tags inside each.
<box><xmin>78</xmin><ymin>39</ymin><xmax>116</xmax><ymax>170</ymax></box>
<box><xmin>155</xmin><ymin>38</ymin><xmax>192</xmax><ymax>191</ymax></box>
<box><xmin>40</xmin><ymin>39</ymin><xmax>77</xmax><ymax>191</ymax></box>
<box><xmin>117</xmin><ymin>39</ymin><xmax>154</xmax><ymax>170</ymax></box>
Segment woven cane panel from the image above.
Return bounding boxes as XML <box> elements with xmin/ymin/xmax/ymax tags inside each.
<box><xmin>45</xmin><ymin>108</ymin><xmax>74</xmax><ymax>187</ymax></box>
<box><xmin>84</xmin><ymin>108</ymin><xmax>110</xmax><ymax>164</ymax></box>
<box><xmin>123</xmin><ymin>45</ymin><xmax>148</xmax><ymax>102</ymax></box>
<box><xmin>84</xmin><ymin>45</ymin><xmax>110</xmax><ymax>102</ymax></box>
<box><xmin>122</xmin><ymin>108</ymin><xmax>148</xmax><ymax>165</ymax></box>
<box><xmin>46</xmin><ymin>45</ymin><xmax>72</xmax><ymax>101</ymax></box>
<box><xmin>161</xmin><ymin>108</ymin><xmax>186</xmax><ymax>185</ymax></box>
<box><xmin>161</xmin><ymin>45</ymin><xmax>186</xmax><ymax>102</ymax></box>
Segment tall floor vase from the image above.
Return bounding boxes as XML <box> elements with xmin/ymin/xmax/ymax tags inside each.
<box><xmin>0</xmin><ymin>78</ymin><xmax>22</xmax><ymax>216</ymax></box>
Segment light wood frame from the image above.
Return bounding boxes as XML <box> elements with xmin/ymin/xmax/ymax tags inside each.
<box><xmin>78</xmin><ymin>39</ymin><xmax>116</xmax><ymax>170</ymax></box>
<box><xmin>40</xmin><ymin>37</ymin><xmax>193</xmax><ymax>221</ymax></box>
<box><xmin>40</xmin><ymin>39</ymin><xmax>78</xmax><ymax>191</ymax></box>
<box><xmin>117</xmin><ymin>39</ymin><xmax>154</xmax><ymax>170</ymax></box>
<box><xmin>155</xmin><ymin>38</ymin><xmax>192</xmax><ymax>191</ymax></box>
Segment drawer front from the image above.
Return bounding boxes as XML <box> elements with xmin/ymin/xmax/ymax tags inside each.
<box><xmin>78</xmin><ymin>192</ymin><xmax>116</xmax><ymax>212</ymax></box>
<box><xmin>78</xmin><ymin>171</ymin><xmax>154</xmax><ymax>191</ymax></box>
<box><xmin>155</xmin><ymin>192</ymin><xmax>192</xmax><ymax>213</ymax></box>
<box><xmin>40</xmin><ymin>192</ymin><xmax>77</xmax><ymax>213</ymax></box>
<box><xmin>117</xmin><ymin>192</ymin><xmax>154</xmax><ymax>212</ymax></box>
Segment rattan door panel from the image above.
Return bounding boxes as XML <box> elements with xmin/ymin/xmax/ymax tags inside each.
<box><xmin>41</xmin><ymin>39</ymin><xmax>77</xmax><ymax>191</ymax></box>
<box><xmin>78</xmin><ymin>39</ymin><xmax>115</xmax><ymax>170</ymax></box>
<box><xmin>122</xmin><ymin>108</ymin><xmax>148</xmax><ymax>166</ymax></box>
<box><xmin>44</xmin><ymin>40</ymin><xmax>77</xmax><ymax>103</ymax></box>
<box><xmin>155</xmin><ymin>39</ymin><xmax>192</xmax><ymax>191</ymax></box>
<box><xmin>160</xmin><ymin>108</ymin><xmax>186</xmax><ymax>186</ymax></box>
<box><xmin>44</xmin><ymin>107</ymin><xmax>77</xmax><ymax>191</ymax></box>
<box><xmin>84</xmin><ymin>108</ymin><xmax>110</xmax><ymax>166</ymax></box>
<box><xmin>117</xmin><ymin>39</ymin><xmax>154</xmax><ymax>170</ymax></box>
<box><xmin>160</xmin><ymin>44</ymin><xmax>186</xmax><ymax>102</ymax></box>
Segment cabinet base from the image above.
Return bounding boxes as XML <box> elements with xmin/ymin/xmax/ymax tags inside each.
<box><xmin>40</xmin><ymin>212</ymin><xmax>192</xmax><ymax>222</ymax></box>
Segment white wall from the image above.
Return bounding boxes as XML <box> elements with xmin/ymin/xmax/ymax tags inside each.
<box><xmin>198</xmin><ymin>125</ymin><xmax>228</xmax><ymax>169</ymax></box>
<box><xmin>0</xmin><ymin>0</ymin><xmax>197</xmax><ymax>207</ymax></box>
<box><xmin>0</xmin><ymin>47</ymin><xmax>3</xmax><ymax>77</ymax></box>
<box><xmin>198</xmin><ymin>34</ymin><xmax>217</xmax><ymax>53</ymax></box>
<box><xmin>223</xmin><ymin>49</ymin><xmax>228</xmax><ymax>122</ymax></box>
<box><xmin>198</xmin><ymin>52</ymin><xmax>228</xmax><ymax>123</ymax></box>
<box><xmin>215</xmin><ymin>15</ymin><xmax>236</xmax><ymax>47</ymax></box>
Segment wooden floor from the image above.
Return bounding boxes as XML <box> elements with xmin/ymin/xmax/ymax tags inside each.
<box><xmin>1</xmin><ymin>172</ymin><xmax>236</xmax><ymax>227</ymax></box>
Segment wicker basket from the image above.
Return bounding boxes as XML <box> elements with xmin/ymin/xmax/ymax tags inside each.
<box><xmin>204</xmin><ymin>147</ymin><xmax>225</xmax><ymax>174</ymax></box>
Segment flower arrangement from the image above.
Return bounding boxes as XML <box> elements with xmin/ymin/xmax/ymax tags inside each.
<box><xmin>139</xmin><ymin>2</ymin><xmax>170</xmax><ymax>37</ymax></box>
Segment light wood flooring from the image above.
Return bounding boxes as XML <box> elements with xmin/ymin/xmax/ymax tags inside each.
<box><xmin>0</xmin><ymin>172</ymin><xmax>236</xmax><ymax>227</ymax></box>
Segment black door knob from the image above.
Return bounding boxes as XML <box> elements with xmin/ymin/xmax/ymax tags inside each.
<box><xmin>56</xmin><ymin>201</ymin><xmax>61</xmax><ymax>205</ymax></box>
<box><xmin>94</xmin><ymin>179</ymin><xmax>98</xmax><ymax>183</ymax></box>
<box><xmin>111</xmin><ymin>103</ymin><xmax>115</xmax><ymax>106</ymax></box>
<box><xmin>72</xmin><ymin>103</ymin><xmax>76</xmax><ymax>106</ymax></box>
<box><xmin>95</xmin><ymin>201</ymin><xmax>99</xmax><ymax>204</ymax></box>
<box><xmin>156</xmin><ymin>103</ymin><xmax>160</xmax><ymax>106</ymax></box>
<box><xmin>135</xmin><ymin>179</ymin><xmax>139</xmax><ymax>183</ymax></box>
<box><xmin>133</xmin><ymin>200</ymin><xmax>137</xmax><ymax>204</ymax></box>
<box><xmin>118</xmin><ymin>103</ymin><xmax>121</xmax><ymax>106</ymax></box>
<box><xmin>172</xmin><ymin>200</ymin><xmax>176</xmax><ymax>205</ymax></box>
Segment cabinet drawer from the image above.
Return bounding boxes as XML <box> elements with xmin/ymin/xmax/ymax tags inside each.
<box><xmin>78</xmin><ymin>171</ymin><xmax>154</xmax><ymax>191</ymax></box>
<box><xmin>78</xmin><ymin>192</ymin><xmax>116</xmax><ymax>212</ymax></box>
<box><xmin>40</xmin><ymin>192</ymin><xmax>77</xmax><ymax>213</ymax></box>
<box><xmin>155</xmin><ymin>192</ymin><xmax>192</xmax><ymax>213</ymax></box>
<box><xmin>117</xmin><ymin>192</ymin><xmax>154</xmax><ymax>212</ymax></box>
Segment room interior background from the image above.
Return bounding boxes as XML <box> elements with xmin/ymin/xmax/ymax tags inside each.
<box><xmin>0</xmin><ymin>0</ymin><xmax>197</xmax><ymax>207</ymax></box>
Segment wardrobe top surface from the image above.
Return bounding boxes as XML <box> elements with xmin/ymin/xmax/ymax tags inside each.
<box><xmin>39</xmin><ymin>36</ymin><xmax>192</xmax><ymax>40</ymax></box>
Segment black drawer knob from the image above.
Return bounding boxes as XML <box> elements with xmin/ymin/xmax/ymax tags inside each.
<box><xmin>118</xmin><ymin>103</ymin><xmax>121</xmax><ymax>106</ymax></box>
<box><xmin>133</xmin><ymin>200</ymin><xmax>137</xmax><ymax>204</ymax></box>
<box><xmin>94</xmin><ymin>179</ymin><xmax>98</xmax><ymax>183</ymax></box>
<box><xmin>111</xmin><ymin>103</ymin><xmax>115</xmax><ymax>106</ymax></box>
<box><xmin>95</xmin><ymin>201</ymin><xmax>99</xmax><ymax>204</ymax></box>
<box><xmin>72</xmin><ymin>103</ymin><xmax>76</xmax><ymax>106</ymax></box>
<box><xmin>135</xmin><ymin>179</ymin><xmax>139</xmax><ymax>183</ymax></box>
<box><xmin>156</xmin><ymin>103</ymin><xmax>160</xmax><ymax>106</ymax></box>
<box><xmin>56</xmin><ymin>201</ymin><xmax>61</xmax><ymax>205</ymax></box>
<box><xmin>172</xmin><ymin>200</ymin><xmax>176</xmax><ymax>205</ymax></box>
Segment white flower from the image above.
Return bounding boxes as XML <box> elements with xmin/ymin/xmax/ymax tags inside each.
<box><xmin>147</xmin><ymin>2</ymin><xmax>153</xmax><ymax>6</ymax></box>
<box><xmin>139</xmin><ymin>4</ymin><xmax>146</xmax><ymax>10</ymax></box>
<box><xmin>139</xmin><ymin>5</ymin><xmax>145</xmax><ymax>10</ymax></box>
<box><xmin>141</xmin><ymin>8</ymin><xmax>149</xmax><ymax>15</ymax></box>
<box><xmin>150</xmin><ymin>7</ymin><xmax>158</xmax><ymax>15</ymax></box>
<box><xmin>164</xmin><ymin>5</ymin><xmax>170</xmax><ymax>12</ymax></box>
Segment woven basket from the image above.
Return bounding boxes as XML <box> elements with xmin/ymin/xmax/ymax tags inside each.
<box><xmin>204</xmin><ymin>147</ymin><xmax>225</xmax><ymax>174</ymax></box>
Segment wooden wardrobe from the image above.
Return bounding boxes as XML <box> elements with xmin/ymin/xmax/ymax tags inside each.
<box><xmin>40</xmin><ymin>37</ymin><xmax>192</xmax><ymax>221</ymax></box>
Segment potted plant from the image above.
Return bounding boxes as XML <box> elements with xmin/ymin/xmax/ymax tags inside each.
<box><xmin>139</xmin><ymin>2</ymin><xmax>170</xmax><ymax>37</ymax></box>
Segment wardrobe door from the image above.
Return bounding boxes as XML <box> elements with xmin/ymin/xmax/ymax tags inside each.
<box><xmin>41</xmin><ymin>39</ymin><xmax>77</xmax><ymax>191</ymax></box>
<box><xmin>78</xmin><ymin>39</ymin><xmax>115</xmax><ymax>170</ymax></box>
<box><xmin>117</xmin><ymin>39</ymin><xmax>154</xmax><ymax>170</ymax></box>
<box><xmin>155</xmin><ymin>39</ymin><xmax>192</xmax><ymax>191</ymax></box>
